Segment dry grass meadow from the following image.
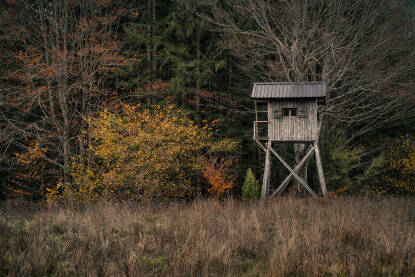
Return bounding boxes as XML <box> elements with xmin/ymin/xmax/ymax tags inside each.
<box><xmin>1</xmin><ymin>197</ymin><xmax>415</xmax><ymax>277</ymax></box>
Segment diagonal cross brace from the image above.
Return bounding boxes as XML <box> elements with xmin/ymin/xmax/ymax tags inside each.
<box><xmin>271</xmin><ymin>145</ymin><xmax>315</xmax><ymax>197</ymax></box>
<box><xmin>254</xmin><ymin>139</ymin><xmax>267</xmax><ymax>152</ymax></box>
<box><xmin>267</xmin><ymin>146</ymin><xmax>317</xmax><ymax>198</ymax></box>
<box><xmin>255</xmin><ymin>139</ymin><xmax>318</xmax><ymax>198</ymax></box>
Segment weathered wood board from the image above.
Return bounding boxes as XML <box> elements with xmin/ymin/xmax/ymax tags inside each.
<box><xmin>267</xmin><ymin>99</ymin><xmax>318</xmax><ymax>141</ymax></box>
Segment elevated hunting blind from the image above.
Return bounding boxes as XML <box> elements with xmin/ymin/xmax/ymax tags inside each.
<box><xmin>252</xmin><ymin>82</ymin><xmax>327</xmax><ymax>199</ymax></box>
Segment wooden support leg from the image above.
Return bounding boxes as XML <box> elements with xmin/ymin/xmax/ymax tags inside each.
<box><xmin>304</xmin><ymin>158</ymin><xmax>309</xmax><ymax>185</ymax></box>
<box><xmin>261</xmin><ymin>141</ymin><xmax>272</xmax><ymax>200</ymax></box>
<box><xmin>314</xmin><ymin>141</ymin><xmax>327</xmax><ymax>196</ymax></box>
<box><xmin>271</xmin><ymin>145</ymin><xmax>315</xmax><ymax>197</ymax></box>
<box><xmin>255</xmin><ymin>139</ymin><xmax>320</xmax><ymax>198</ymax></box>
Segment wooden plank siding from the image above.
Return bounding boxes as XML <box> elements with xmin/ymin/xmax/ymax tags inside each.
<box><xmin>268</xmin><ymin>99</ymin><xmax>318</xmax><ymax>141</ymax></box>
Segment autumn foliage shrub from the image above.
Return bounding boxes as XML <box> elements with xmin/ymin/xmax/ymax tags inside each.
<box><xmin>203</xmin><ymin>157</ymin><xmax>235</xmax><ymax>198</ymax></box>
<box><xmin>53</xmin><ymin>104</ymin><xmax>236</xmax><ymax>201</ymax></box>
<box><xmin>383</xmin><ymin>135</ymin><xmax>415</xmax><ymax>194</ymax></box>
<box><xmin>11</xmin><ymin>143</ymin><xmax>50</xmax><ymax>200</ymax></box>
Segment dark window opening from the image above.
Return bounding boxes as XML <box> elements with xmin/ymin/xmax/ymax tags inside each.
<box><xmin>257</xmin><ymin>111</ymin><xmax>268</xmax><ymax>121</ymax></box>
<box><xmin>283</xmin><ymin>109</ymin><xmax>290</xmax><ymax>116</ymax></box>
<box><xmin>256</xmin><ymin>102</ymin><xmax>268</xmax><ymax>112</ymax></box>
<box><xmin>282</xmin><ymin>108</ymin><xmax>297</xmax><ymax>117</ymax></box>
<box><xmin>256</xmin><ymin>101</ymin><xmax>268</xmax><ymax>122</ymax></box>
<box><xmin>257</xmin><ymin>122</ymin><xmax>268</xmax><ymax>138</ymax></box>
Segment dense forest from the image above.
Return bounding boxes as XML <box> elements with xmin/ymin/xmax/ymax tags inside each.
<box><xmin>0</xmin><ymin>0</ymin><xmax>414</xmax><ymax>201</ymax></box>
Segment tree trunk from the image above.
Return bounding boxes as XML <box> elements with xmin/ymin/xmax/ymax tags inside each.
<box><xmin>261</xmin><ymin>141</ymin><xmax>272</xmax><ymax>200</ymax></box>
<box><xmin>147</xmin><ymin>0</ymin><xmax>152</xmax><ymax>82</ymax></box>
<box><xmin>228</xmin><ymin>54</ymin><xmax>232</xmax><ymax>86</ymax></box>
<box><xmin>294</xmin><ymin>143</ymin><xmax>306</xmax><ymax>192</ymax></box>
<box><xmin>304</xmin><ymin>156</ymin><xmax>309</xmax><ymax>186</ymax></box>
<box><xmin>196</xmin><ymin>25</ymin><xmax>201</xmax><ymax>111</ymax></box>
<box><xmin>152</xmin><ymin>0</ymin><xmax>157</xmax><ymax>78</ymax></box>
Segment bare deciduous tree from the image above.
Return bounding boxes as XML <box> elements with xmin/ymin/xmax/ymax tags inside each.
<box><xmin>0</xmin><ymin>0</ymin><xmax>126</xmax><ymax>191</ymax></box>
<box><xmin>194</xmin><ymin>0</ymin><xmax>415</xmax><ymax>139</ymax></box>
<box><xmin>188</xmin><ymin>0</ymin><xmax>415</xmax><ymax>191</ymax></box>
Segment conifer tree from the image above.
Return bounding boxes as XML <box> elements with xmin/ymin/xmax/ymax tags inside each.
<box><xmin>242</xmin><ymin>168</ymin><xmax>259</xmax><ymax>200</ymax></box>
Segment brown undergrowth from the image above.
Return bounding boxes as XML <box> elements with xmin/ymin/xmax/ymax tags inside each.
<box><xmin>0</xmin><ymin>197</ymin><xmax>414</xmax><ymax>276</ymax></box>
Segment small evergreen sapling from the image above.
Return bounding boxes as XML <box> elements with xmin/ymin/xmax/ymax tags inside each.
<box><xmin>242</xmin><ymin>168</ymin><xmax>260</xmax><ymax>200</ymax></box>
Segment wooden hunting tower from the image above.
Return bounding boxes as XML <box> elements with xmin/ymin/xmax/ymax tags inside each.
<box><xmin>252</xmin><ymin>82</ymin><xmax>327</xmax><ymax>199</ymax></box>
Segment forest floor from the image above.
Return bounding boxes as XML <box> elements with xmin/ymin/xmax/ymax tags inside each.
<box><xmin>0</xmin><ymin>197</ymin><xmax>414</xmax><ymax>277</ymax></box>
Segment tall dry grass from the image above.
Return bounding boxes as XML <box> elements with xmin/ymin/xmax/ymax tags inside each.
<box><xmin>0</xmin><ymin>197</ymin><xmax>414</xmax><ymax>276</ymax></box>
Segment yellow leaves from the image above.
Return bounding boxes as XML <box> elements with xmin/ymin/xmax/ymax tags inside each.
<box><xmin>67</xmin><ymin>104</ymin><xmax>237</xmax><ymax>201</ymax></box>
<box><xmin>15</xmin><ymin>142</ymin><xmax>47</xmax><ymax>166</ymax></box>
<box><xmin>45</xmin><ymin>183</ymin><xmax>63</xmax><ymax>202</ymax></box>
<box><xmin>384</xmin><ymin>135</ymin><xmax>415</xmax><ymax>194</ymax></box>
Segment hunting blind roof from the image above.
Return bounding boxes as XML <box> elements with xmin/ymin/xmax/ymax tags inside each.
<box><xmin>251</xmin><ymin>82</ymin><xmax>326</xmax><ymax>100</ymax></box>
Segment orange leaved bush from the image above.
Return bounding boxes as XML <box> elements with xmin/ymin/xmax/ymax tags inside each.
<box><xmin>50</xmin><ymin>104</ymin><xmax>236</xmax><ymax>201</ymax></box>
<box><xmin>203</xmin><ymin>158</ymin><xmax>235</xmax><ymax>199</ymax></box>
<box><xmin>12</xmin><ymin>143</ymin><xmax>59</xmax><ymax>200</ymax></box>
